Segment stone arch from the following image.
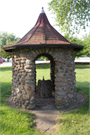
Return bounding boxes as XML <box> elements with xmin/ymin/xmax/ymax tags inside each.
<box><xmin>34</xmin><ymin>52</ymin><xmax>56</xmax><ymax>94</ymax></box>
<box><xmin>28</xmin><ymin>48</ymin><xmax>57</xmax><ymax>62</ymax></box>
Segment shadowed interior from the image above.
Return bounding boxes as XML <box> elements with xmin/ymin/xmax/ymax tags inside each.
<box><xmin>34</xmin><ymin>53</ymin><xmax>55</xmax><ymax>97</ymax></box>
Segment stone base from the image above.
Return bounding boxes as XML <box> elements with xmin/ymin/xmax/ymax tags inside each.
<box><xmin>56</xmin><ymin>92</ymin><xmax>85</xmax><ymax>109</ymax></box>
<box><xmin>8</xmin><ymin>92</ymin><xmax>85</xmax><ymax>110</ymax></box>
<box><xmin>10</xmin><ymin>95</ymin><xmax>36</xmax><ymax>109</ymax></box>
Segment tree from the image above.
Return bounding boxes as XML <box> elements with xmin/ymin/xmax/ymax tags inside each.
<box><xmin>0</xmin><ymin>32</ymin><xmax>8</xmax><ymax>46</ymax></box>
<box><xmin>48</xmin><ymin>0</ymin><xmax>90</xmax><ymax>35</ymax></box>
<box><xmin>0</xmin><ymin>32</ymin><xmax>20</xmax><ymax>47</ymax></box>
<box><xmin>0</xmin><ymin>32</ymin><xmax>20</xmax><ymax>61</ymax></box>
<box><xmin>64</xmin><ymin>33</ymin><xmax>90</xmax><ymax>57</ymax></box>
<box><xmin>1</xmin><ymin>48</ymin><xmax>12</xmax><ymax>62</ymax></box>
<box><xmin>38</xmin><ymin>56</ymin><xmax>49</xmax><ymax>61</ymax></box>
<box><xmin>81</xmin><ymin>33</ymin><xmax>90</xmax><ymax>57</ymax></box>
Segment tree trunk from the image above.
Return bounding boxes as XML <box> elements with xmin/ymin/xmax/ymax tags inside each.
<box><xmin>7</xmin><ymin>58</ymin><xmax>9</xmax><ymax>62</ymax></box>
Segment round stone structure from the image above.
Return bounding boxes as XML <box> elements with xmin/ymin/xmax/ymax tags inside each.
<box><xmin>4</xmin><ymin>8</ymin><xmax>83</xmax><ymax>109</ymax></box>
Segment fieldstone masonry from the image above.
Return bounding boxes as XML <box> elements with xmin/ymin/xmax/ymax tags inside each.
<box><xmin>11</xmin><ymin>47</ymin><xmax>77</xmax><ymax>109</ymax></box>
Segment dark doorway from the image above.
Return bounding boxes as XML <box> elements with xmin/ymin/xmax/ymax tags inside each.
<box><xmin>34</xmin><ymin>53</ymin><xmax>56</xmax><ymax>109</ymax></box>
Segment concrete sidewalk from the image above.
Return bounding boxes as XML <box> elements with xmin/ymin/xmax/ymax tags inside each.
<box><xmin>0</xmin><ymin>57</ymin><xmax>90</xmax><ymax>67</ymax></box>
<box><xmin>31</xmin><ymin>110</ymin><xmax>60</xmax><ymax>133</ymax></box>
<box><xmin>75</xmin><ymin>57</ymin><xmax>90</xmax><ymax>62</ymax></box>
<box><xmin>0</xmin><ymin>62</ymin><xmax>12</xmax><ymax>67</ymax></box>
<box><xmin>0</xmin><ymin>61</ymin><xmax>50</xmax><ymax>67</ymax></box>
<box><xmin>8</xmin><ymin>97</ymin><xmax>60</xmax><ymax>134</ymax></box>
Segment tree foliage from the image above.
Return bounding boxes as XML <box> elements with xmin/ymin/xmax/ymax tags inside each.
<box><xmin>1</xmin><ymin>48</ymin><xmax>12</xmax><ymax>61</ymax></box>
<box><xmin>0</xmin><ymin>32</ymin><xmax>20</xmax><ymax>61</ymax></box>
<box><xmin>0</xmin><ymin>32</ymin><xmax>20</xmax><ymax>47</ymax></box>
<box><xmin>38</xmin><ymin>56</ymin><xmax>49</xmax><ymax>61</ymax></box>
<box><xmin>64</xmin><ymin>33</ymin><xmax>90</xmax><ymax>57</ymax></box>
<box><xmin>81</xmin><ymin>33</ymin><xmax>90</xmax><ymax>57</ymax></box>
<box><xmin>48</xmin><ymin>0</ymin><xmax>90</xmax><ymax>35</ymax></box>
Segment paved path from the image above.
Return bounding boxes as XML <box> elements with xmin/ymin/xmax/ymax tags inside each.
<box><xmin>0</xmin><ymin>61</ymin><xmax>50</xmax><ymax>67</ymax></box>
<box><xmin>0</xmin><ymin>57</ymin><xmax>90</xmax><ymax>67</ymax></box>
<box><xmin>0</xmin><ymin>62</ymin><xmax>12</xmax><ymax>67</ymax></box>
<box><xmin>31</xmin><ymin>110</ymin><xmax>60</xmax><ymax>133</ymax></box>
<box><xmin>8</xmin><ymin>97</ymin><xmax>60</xmax><ymax>134</ymax></box>
<box><xmin>75</xmin><ymin>57</ymin><xmax>90</xmax><ymax>62</ymax></box>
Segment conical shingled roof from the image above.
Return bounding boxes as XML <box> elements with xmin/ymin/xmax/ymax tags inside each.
<box><xmin>17</xmin><ymin>8</ymin><xmax>70</xmax><ymax>45</ymax></box>
<box><xmin>3</xmin><ymin>8</ymin><xmax>83</xmax><ymax>52</ymax></box>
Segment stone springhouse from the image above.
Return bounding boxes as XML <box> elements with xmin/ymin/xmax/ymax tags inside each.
<box><xmin>4</xmin><ymin>8</ymin><xmax>83</xmax><ymax>109</ymax></box>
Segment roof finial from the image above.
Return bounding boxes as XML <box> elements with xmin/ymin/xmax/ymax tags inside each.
<box><xmin>41</xmin><ymin>7</ymin><xmax>45</xmax><ymax>13</ymax></box>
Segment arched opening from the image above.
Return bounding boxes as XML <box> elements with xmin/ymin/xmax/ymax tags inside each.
<box><xmin>34</xmin><ymin>53</ymin><xmax>55</xmax><ymax>109</ymax></box>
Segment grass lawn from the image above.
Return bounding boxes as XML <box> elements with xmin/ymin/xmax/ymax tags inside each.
<box><xmin>75</xmin><ymin>64</ymin><xmax>90</xmax><ymax>68</ymax></box>
<box><xmin>56</xmin><ymin>68</ymin><xmax>90</xmax><ymax>135</ymax></box>
<box><xmin>1</xmin><ymin>67</ymin><xmax>41</xmax><ymax>135</ymax></box>
<box><xmin>1</xmin><ymin>65</ymin><xmax>90</xmax><ymax>135</ymax></box>
<box><xmin>36</xmin><ymin>64</ymin><xmax>50</xmax><ymax>86</ymax></box>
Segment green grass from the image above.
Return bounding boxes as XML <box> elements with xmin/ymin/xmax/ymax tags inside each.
<box><xmin>1</xmin><ymin>106</ymin><xmax>38</xmax><ymax>134</ymax></box>
<box><xmin>0</xmin><ymin>66</ymin><xmax>41</xmax><ymax>135</ymax></box>
<box><xmin>75</xmin><ymin>64</ymin><xmax>90</xmax><ymax>68</ymax></box>
<box><xmin>56</xmin><ymin>68</ymin><xmax>90</xmax><ymax>135</ymax></box>
<box><xmin>1</xmin><ymin>65</ymin><xmax>90</xmax><ymax>135</ymax></box>
<box><xmin>36</xmin><ymin>64</ymin><xmax>50</xmax><ymax>86</ymax></box>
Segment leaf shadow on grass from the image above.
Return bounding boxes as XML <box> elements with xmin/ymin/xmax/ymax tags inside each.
<box><xmin>36</xmin><ymin>64</ymin><xmax>50</xmax><ymax>69</ymax></box>
<box><xmin>76</xmin><ymin>81</ymin><xmax>89</xmax><ymax>96</ymax></box>
<box><xmin>56</xmin><ymin>81</ymin><xmax>89</xmax><ymax>135</ymax></box>
<box><xmin>0</xmin><ymin>66</ymin><xmax>12</xmax><ymax>72</ymax></box>
<box><xmin>1</xmin><ymin>82</ymin><xmax>12</xmax><ymax>106</ymax></box>
<box><xmin>75</xmin><ymin>81</ymin><xmax>89</xmax><ymax>114</ymax></box>
<box><xmin>0</xmin><ymin>65</ymin><xmax>50</xmax><ymax>71</ymax></box>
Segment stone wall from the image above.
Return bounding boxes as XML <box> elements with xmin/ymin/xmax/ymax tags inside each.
<box><xmin>11</xmin><ymin>47</ymin><xmax>76</xmax><ymax>109</ymax></box>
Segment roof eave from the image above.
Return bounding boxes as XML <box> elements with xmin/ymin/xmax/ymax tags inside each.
<box><xmin>3</xmin><ymin>44</ymin><xmax>83</xmax><ymax>52</ymax></box>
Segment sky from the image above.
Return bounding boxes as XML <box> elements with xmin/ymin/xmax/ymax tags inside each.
<box><xmin>0</xmin><ymin>0</ymin><xmax>89</xmax><ymax>39</ymax></box>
